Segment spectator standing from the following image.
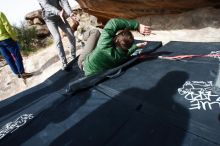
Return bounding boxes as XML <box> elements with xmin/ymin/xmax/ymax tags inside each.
<box><xmin>38</xmin><ymin>0</ymin><xmax>78</xmax><ymax>71</ymax></box>
<box><xmin>0</xmin><ymin>11</ymin><xmax>32</xmax><ymax>79</ymax></box>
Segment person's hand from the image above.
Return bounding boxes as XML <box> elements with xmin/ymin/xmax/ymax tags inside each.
<box><xmin>138</xmin><ymin>24</ymin><xmax>151</xmax><ymax>35</ymax></box>
<box><xmin>70</xmin><ymin>14</ymin><xmax>80</xmax><ymax>22</ymax></box>
<box><xmin>136</xmin><ymin>41</ymin><xmax>148</xmax><ymax>48</ymax></box>
<box><xmin>69</xmin><ymin>16</ymin><xmax>79</xmax><ymax>31</ymax></box>
<box><xmin>59</xmin><ymin>9</ymin><xmax>65</xmax><ymax>23</ymax></box>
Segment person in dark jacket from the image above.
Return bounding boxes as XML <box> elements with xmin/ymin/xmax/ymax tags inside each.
<box><xmin>0</xmin><ymin>11</ymin><xmax>32</xmax><ymax>79</ymax></box>
<box><xmin>78</xmin><ymin>18</ymin><xmax>151</xmax><ymax>76</ymax></box>
<box><xmin>38</xmin><ymin>0</ymin><xmax>78</xmax><ymax>71</ymax></box>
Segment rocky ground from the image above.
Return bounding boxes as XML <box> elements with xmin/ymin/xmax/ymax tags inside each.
<box><xmin>0</xmin><ymin>7</ymin><xmax>220</xmax><ymax>101</ymax></box>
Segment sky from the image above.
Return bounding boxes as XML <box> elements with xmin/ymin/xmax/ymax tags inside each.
<box><xmin>0</xmin><ymin>0</ymin><xmax>78</xmax><ymax>26</ymax></box>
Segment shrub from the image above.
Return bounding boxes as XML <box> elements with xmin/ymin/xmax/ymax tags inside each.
<box><xmin>13</xmin><ymin>22</ymin><xmax>53</xmax><ymax>56</ymax></box>
<box><xmin>13</xmin><ymin>22</ymin><xmax>38</xmax><ymax>56</ymax></box>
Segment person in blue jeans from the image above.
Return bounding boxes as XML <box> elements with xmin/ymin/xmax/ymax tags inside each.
<box><xmin>0</xmin><ymin>11</ymin><xmax>32</xmax><ymax>79</ymax></box>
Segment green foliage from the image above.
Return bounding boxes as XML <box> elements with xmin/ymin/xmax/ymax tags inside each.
<box><xmin>13</xmin><ymin>22</ymin><xmax>53</xmax><ymax>56</ymax></box>
<box><xmin>13</xmin><ymin>23</ymin><xmax>38</xmax><ymax>56</ymax></box>
<box><xmin>37</xmin><ymin>36</ymin><xmax>54</xmax><ymax>49</ymax></box>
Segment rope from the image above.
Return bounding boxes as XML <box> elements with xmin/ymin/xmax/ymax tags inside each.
<box><xmin>158</xmin><ymin>54</ymin><xmax>220</xmax><ymax>60</ymax></box>
<box><xmin>137</xmin><ymin>53</ymin><xmax>220</xmax><ymax>62</ymax></box>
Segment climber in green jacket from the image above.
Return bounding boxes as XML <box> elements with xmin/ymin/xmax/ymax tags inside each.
<box><xmin>78</xmin><ymin>18</ymin><xmax>151</xmax><ymax>76</ymax></box>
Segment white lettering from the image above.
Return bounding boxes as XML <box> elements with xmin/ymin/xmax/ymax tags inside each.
<box><xmin>178</xmin><ymin>81</ymin><xmax>220</xmax><ymax>111</ymax></box>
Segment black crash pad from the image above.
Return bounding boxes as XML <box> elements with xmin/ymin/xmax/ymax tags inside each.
<box><xmin>0</xmin><ymin>41</ymin><xmax>162</xmax><ymax>145</ymax></box>
<box><xmin>1</xmin><ymin>41</ymin><xmax>220</xmax><ymax>146</ymax></box>
<box><xmin>96</xmin><ymin>41</ymin><xmax>220</xmax><ymax>145</ymax></box>
<box><xmin>157</xmin><ymin>41</ymin><xmax>220</xmax><ymax>64</ymax></box>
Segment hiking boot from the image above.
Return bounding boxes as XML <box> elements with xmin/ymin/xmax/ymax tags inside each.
<box><xmin>18</xmin><ymin>72</ymin><xmax>33</xmax><ymax>79</ymax></box>
<box><xmin>62</xmin><ymin>64</ymin><xmax>72</xmax><ymax>72</ymax></box>
<box><xmin>70</xmin><ymin>54</ymin><xmax>76</xmax><ymax>61</ymax></box>
<box><xmin>62</xmin><ymin>63</ymin><xmax>67</xmax><ymax>70</ymax></box>
<box><xmin>64</xmin><ymin>65</ymin><xmax>73</xmax><ymax>72</ymax></box>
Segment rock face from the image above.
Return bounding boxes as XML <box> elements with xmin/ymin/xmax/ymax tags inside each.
<box><xmin>136</xmin><ymin>7</ymin><xmax>220</xmax><ymax>30</ymax></box>
<box><xmin>25</xmin><ymin>10</ymin><xmax>50</xmax><ymax>38</ymax></box>
<box><xmin>76</xmin><ymin>0</ymin><xmax>220</xmax><ymax>23</ymax></box>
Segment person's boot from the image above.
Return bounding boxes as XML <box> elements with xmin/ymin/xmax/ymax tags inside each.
<box><xmin>62</xmin><ymin>63</ymin><xmax>72</xmax><ymax>72</ymax></box>
<box><xmin>18</xmin><ymin>72</ymin><xmax>33</xmax><ymax>79</ymax></box>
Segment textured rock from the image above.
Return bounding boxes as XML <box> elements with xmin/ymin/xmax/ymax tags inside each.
<box><xmin>25</xmin><ymin>10</ymin><xmax>49</xmax><ymax>37</ymax></box>
<box><xmin>28</xmin><ymin>25</ymin><xmax>50</xmax><ymax>37</ymax></box>
<box><xmin>76</xmin><ymin>0</ymin><xmax>220</xmax><ymax>23</ymax></box>
<box><xmin>33</xmin><ymin>18</ymin><xmax>44</xmax><ymax>25</ymax></box>
<box><xmin>136</xmin><ymin>7</ymin><xmax>220</xmax><ymax>30</ymax></box>
<box><xmin>133</xmin><ymin>7</ymin><xmax>220</xmax><ymax>44</ymax></box>
<box><xmin>26</xmin><ymin>20</ymin><xmax>34</xmax><ymax>26</ymax></box>
<box><xmin>25</xmin><ymin>10</ymin><xmax>42</xmax><ymax>20</ymax></box>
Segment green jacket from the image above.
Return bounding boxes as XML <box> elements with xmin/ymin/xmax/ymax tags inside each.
<box><xmin>83</xmin><ymin>18</ymin><xmax>139</xmax><ymax>76</ymax></box>
<box><xmin>0</xmin><ymin>12</ymin><xmax>17</xmax><ymax>41</ymax></box>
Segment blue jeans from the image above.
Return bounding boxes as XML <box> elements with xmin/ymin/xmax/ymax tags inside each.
<box><xmin>0</xmin><ymin>38</ymin><xmax>24</xmax><ymax>75</ymax></box>
<box><xmin>45</xmin><ymin>17</ymin><xmax>76</xmax><ymax>66</ymax></box>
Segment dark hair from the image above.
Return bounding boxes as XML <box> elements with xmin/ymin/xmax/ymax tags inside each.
<box><xmin>113</xmin><ymin>29</ymin><xmax>134</xmax><ymax>51</ymax></box>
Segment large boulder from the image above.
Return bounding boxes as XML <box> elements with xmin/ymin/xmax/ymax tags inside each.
<box><xmin>76</xmin><ymin>0</ymin><xmax>220</xmax><ymax>23</ymax></box>
<box><xmin>25</xmin><ymin>10</ymin><xmax>45</xmax><ymax>26</ymax></box>
<box><xmin>33</xmin><ymin>18</ymin><xmax>44</xmax><ymax>25</ymax></box>
<box><xmin>25</xmin><ymin>10</ymin><xmax>49</xmax><ymax>38</ymax></box>
<box><xmin>28</xmin><ymin>25</ymin><xmax>50</xmax><ymax>37</ymax></box>
<box><xmin>25</xmin><ymin>10</ymin><xmax>43</xmax><ymax>20</ymax></box>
